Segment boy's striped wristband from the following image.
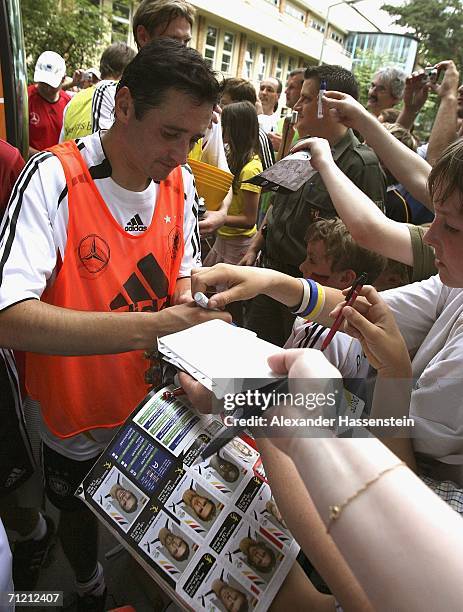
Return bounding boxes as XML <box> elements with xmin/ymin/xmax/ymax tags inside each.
<box><xmin>292</xmin><ymin>279</ymin><xmax>325</xmax><ymax>320</ymax></box>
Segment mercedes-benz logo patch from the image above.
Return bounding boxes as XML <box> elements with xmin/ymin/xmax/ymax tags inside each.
<box><xmin>78</xmin><ymin>234</ymin><xmax>110</xmax><ymax>273</ymax></box>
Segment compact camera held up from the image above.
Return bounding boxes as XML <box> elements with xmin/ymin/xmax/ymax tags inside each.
<box><xmin>423</xmin><ymin>66</ymin><xmax>438</xmax><ymax>83</ymax></box>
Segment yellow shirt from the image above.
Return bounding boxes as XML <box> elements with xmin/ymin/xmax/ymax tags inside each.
<box><xmin>62</xmin><ymin>86</ymin><xmax>95</xmax><ymax>141</ymax></box>
<box><xmin>188</xmin><ymin>139</ymin><xmax>203</xmax><ymax>162</ymax></box>
<box><xmin>218</xmin><ymin>155</ymin><xmax>262</xmax><ymax>238</ymax></box>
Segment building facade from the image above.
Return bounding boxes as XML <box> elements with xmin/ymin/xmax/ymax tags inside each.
<box><xmin>97</xmin><ymin>1</ymin><xmax>418</xmax><ymax>93</ymax></box>
<box><xmin>99</xmin><ymin>0</ymin><xmax>352</xmax><ymax>89</ymax></box>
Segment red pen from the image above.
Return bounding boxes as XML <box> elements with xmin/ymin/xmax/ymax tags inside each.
<box><xmin>162</xmin><ymin>387</ymin><xmax>186</xmax><ymax>400</ymax></box>
<box><xmin>320</xmin><ymin>273</ymin><xmax>368</xmax><ymax>352</ymax></box>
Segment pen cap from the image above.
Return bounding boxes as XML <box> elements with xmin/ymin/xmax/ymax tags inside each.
<box><xmin>320</xmin><ymin>79</ymin><xmax>327</xmax><ymax>91</ymax></box>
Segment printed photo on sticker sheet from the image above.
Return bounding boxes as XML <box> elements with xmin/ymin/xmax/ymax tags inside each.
<box><xmin>93</xmin><ymin>467</ymin><xmax>148</xmax><ymax>533</ymax></box>
<box><xmin>224</xmin><ymin>523</ymin><xmax>284</xmax><ymax>587</ymax></box>
<box><xmin>165</xmin><ymin>475</ymin><xmax>224</xmax><ymax>537</ymax></box>
<box><xmin>138</xmin><ymin>510</ymin><xmax>199</xmax><ymax>580</ymax></box>
<box><xmin>250</xmin><ymin>494</ymin><xmax>291</xmax><ymax>549</ymax></box>
<box><xmin>193</xmin><ymin>452</ymin><xmax>245</xmax><ymax>496</ymax></box>
<box><xmin>225</xmin><ymin>438</ymin><xmax>259</xmax><ymax>465</ymax></box>
<box><xmin>196</xmin><ymin>565</ymin><xmax>258</xmax><ymax>612</ymax></box>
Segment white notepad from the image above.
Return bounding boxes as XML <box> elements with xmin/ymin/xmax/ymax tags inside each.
<box><xmin>158</xmin><ymin>319</ymin><xmax>285</xmax><ymax>398</ymax></box>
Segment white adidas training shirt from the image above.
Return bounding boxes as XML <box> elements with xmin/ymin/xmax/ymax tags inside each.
<box><xmin>0</xmin><ymin>130</ymin><xmax>201</xmax><ymax>459</ymax></box>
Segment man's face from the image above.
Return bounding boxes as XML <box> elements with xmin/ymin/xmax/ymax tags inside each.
<box><xmin>367</xmin><ymin>76</ymin><xmax>397</xmax><ymax>115</ymax></box>
<box><xmin>36</xmin><ymin>82</ymin><xmax>61</xmax><ymax>103</ymax></box>
<box><xmin>285</xmin><ymin>74</ymin><xmax>304</xmax><ymax>109</ymax></box>
<box><xmin>115</xmin><ymin>487</ymin><xmax>137</xmax><ymax>512</ymax></box>
<box><xmin>258</xmin><ymin>78</ymin><xmax>280</xmax><ymax>114</ymax></box>
<box><xmin>152</xmin><ymin>16</ymin><xmax>192</xmax><ymax>46</ymax></box>
<box><xmin>293</xmin><ymin>78</ymin><xmax>325</xmax><ymax>137</ymax></box>
<box><xmin>191</xmin><ymin>494</ymin><xmax>215</xmax><ymax>521</ymax></box>
<box><xmin>220</xmin><ymin>585</ymin><xmax>247</xmax><ymax>612</ymax></box>
<box><xmin>424</xmin><ymin>190</ymin><xmax>463</xmax><ymax>288</ymax></box>
<box><xmin>457</xmin><ymin>84</ymin><xmax>463</xmax><ymax>119</ymax></box>
<box><xmin>249</xmin><ymin>543</ymin><xmax>273</xmax><ymax>570</ymax></box>
<box><xmin>120</xmin><ymin>87</ymin><xmax>211</xmax><ymax>182</ymax></box>
<box><xmin>299</xmin><ymin>240</ymin><xmax>349</xmax><ymax>288</ymax></box>
<box><xmin>220</xmin><ymin>92</ymin><xmax>233</xmax><ymax>108</ymax></box>
<box><xmin>165</xmin><ymin>532</ymin><xmax>188</xmax><ymax>560</ymax></box>
<box><xmin>214</xmin><ymin>458</ymin><xmax>239</xmax><ymax>482</ymax></box>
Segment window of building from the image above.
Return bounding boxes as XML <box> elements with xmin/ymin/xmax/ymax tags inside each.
<box><xmin>285</xmin><ymin>2</ymin><xmax>306</xmax><ymax>22</ymax></box>
<box><xmin>275</xmin><ymin>53</ymin><xmax>286</xmax><ymax>81</ymax></box>
<box><xmin>287</xmin><ymin>56</ymin><xmax>296</xmax><ymax>76</ymax></box>
<box><xmin>310</xmin><ymin>18</ymin><xmax>325</xmax><ymax>33</ymax></box>
<box><xmin>112</xmin><ymin>0</ymin><xmax>131</xmax><ymax>43</ymax></box>
<box><xmin>244</xmin><ymin>42</ymin><xmax>255</xmax><ymax>80</ymax></box>
<box><xmin>204</xmin><ymin>25</ymin><xmax>218</xmax><ymax>68</ymax></box>
<box><xmin>330</xmin><ymin>31</ymin><xmax>344</xmax><ymax>44</ymax></box>
<box><xmin>257</xmin><ymin>47</ymin><xmax>268</xmax><ymax>81</ymax></box>
<box><xmin>221</xmin><ymin>32</ymin><xmax>234</xmax><ymax>74</ymax></box>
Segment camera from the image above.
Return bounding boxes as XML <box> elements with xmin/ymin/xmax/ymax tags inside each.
<box><xmin>423</xmin><ymin>66</ymin><xmax>438</xmax><ymax>83</ymax></box>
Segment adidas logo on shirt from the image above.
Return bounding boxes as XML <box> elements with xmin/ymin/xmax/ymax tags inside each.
<box><xmin>125</xmin><ymin>214</ymin><xmax>147</xmax><ymax>232</ymax></box>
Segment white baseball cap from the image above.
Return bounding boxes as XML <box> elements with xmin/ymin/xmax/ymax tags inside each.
<box><xmin>34</xmin><ymin>51</ymin><xmax>66</xmax><ymax>88</ymax></box>
<box><xmin>85</xmin><ymin>67</ymin><xmax>101</xmax><ymax>80</ymax></box>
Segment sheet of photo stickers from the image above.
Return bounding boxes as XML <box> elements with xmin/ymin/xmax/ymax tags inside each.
<box><xmin>77</xmin><ymin>386</ymin><xmax>299</xmax><ymax>612</ymax></box>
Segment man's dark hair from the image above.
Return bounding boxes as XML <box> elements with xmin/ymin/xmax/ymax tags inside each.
<box><xmin>221</xmin><ymin>78</ymin><xmax>257</xmax><ymax>105</ymax></box>
<box><xmin>132</xmin><ymin>0</ymin><xmax>195</xmax><ymax>44</ymax></box>
<box><xmin>99</xmin><ymin>42</ymin><xmax>137</xmax><ymax>80</ymax></box>
<box><xmin>116</xmin><ymin>38</ymin><xmax>219</xmax><ymax>120</ymax></box>
<box><xmin>304</xmin><ymin>65</ymin><xmax>359</xmax><ymax>100</ymax></box>
<box><xmin>289</xmin><ymin>67</ymin><xmax>305</xmax><ymax>78</ymax></box>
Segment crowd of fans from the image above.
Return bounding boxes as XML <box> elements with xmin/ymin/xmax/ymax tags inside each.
<box><xmin>2</xmin><ymin>0</ymin><xmax>463</xmax><ymax>610</ymax></box>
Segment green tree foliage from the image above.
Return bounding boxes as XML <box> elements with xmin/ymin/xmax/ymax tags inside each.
<box><xmin>351</xmin><ymin>49</ymin><xmax>393</xmax><ymax>107</ymax></box>
<box><xmin>20</xmin><ymin>0</ymin><xmax>111</xmax><ymax>82</ymax></box>
<box><xmin>382</xmin><ymin>0</ymin><xmax>463</xmax><ymax>72</ymax></box>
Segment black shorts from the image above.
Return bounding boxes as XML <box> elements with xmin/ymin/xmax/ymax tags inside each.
<box><xmin>0</xmin><ymin>349</ymin><xmax>35</xmax><ymax>498</ymax></box>
<box><xmin>42</xmin><ymin>443</ymin><xmax>101</xmax><ymax>512</ymax></box>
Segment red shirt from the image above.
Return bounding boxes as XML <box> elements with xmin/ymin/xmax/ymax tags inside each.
<box><xmin>0</xmin><ymin>138</ymin><xmax>25</xmax><ymax>216</ymax></box>
<box><xmin>28</xmin><ymin>84</ymin><xmax>71</xmax><ymax>150</ymax></box>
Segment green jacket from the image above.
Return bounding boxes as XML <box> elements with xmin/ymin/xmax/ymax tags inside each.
<box><xmin>265</xmin><ymin>129</ymin><xmax>386</xmax><ymax>274</ymax></box>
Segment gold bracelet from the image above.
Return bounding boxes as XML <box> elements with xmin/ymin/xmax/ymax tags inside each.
<box><xmin>326</xmin><ymin>461</ymin><xmax>406</xmax><ymax>534</ymax></box>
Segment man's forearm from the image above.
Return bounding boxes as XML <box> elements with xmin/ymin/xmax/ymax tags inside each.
<box><xmin>397</xmin><ymin>106</ymin><xmax>419</xmax><ymax>131</ymax></box>
<box><xmin>0</xmin><ymin>299</ymin><xmax>223</xmax><ymax>354</ymax></box>
<box><xmin>0</xmin><ymin>300</ymin><xmax>165</xmax><ymax>354</ymax></box>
